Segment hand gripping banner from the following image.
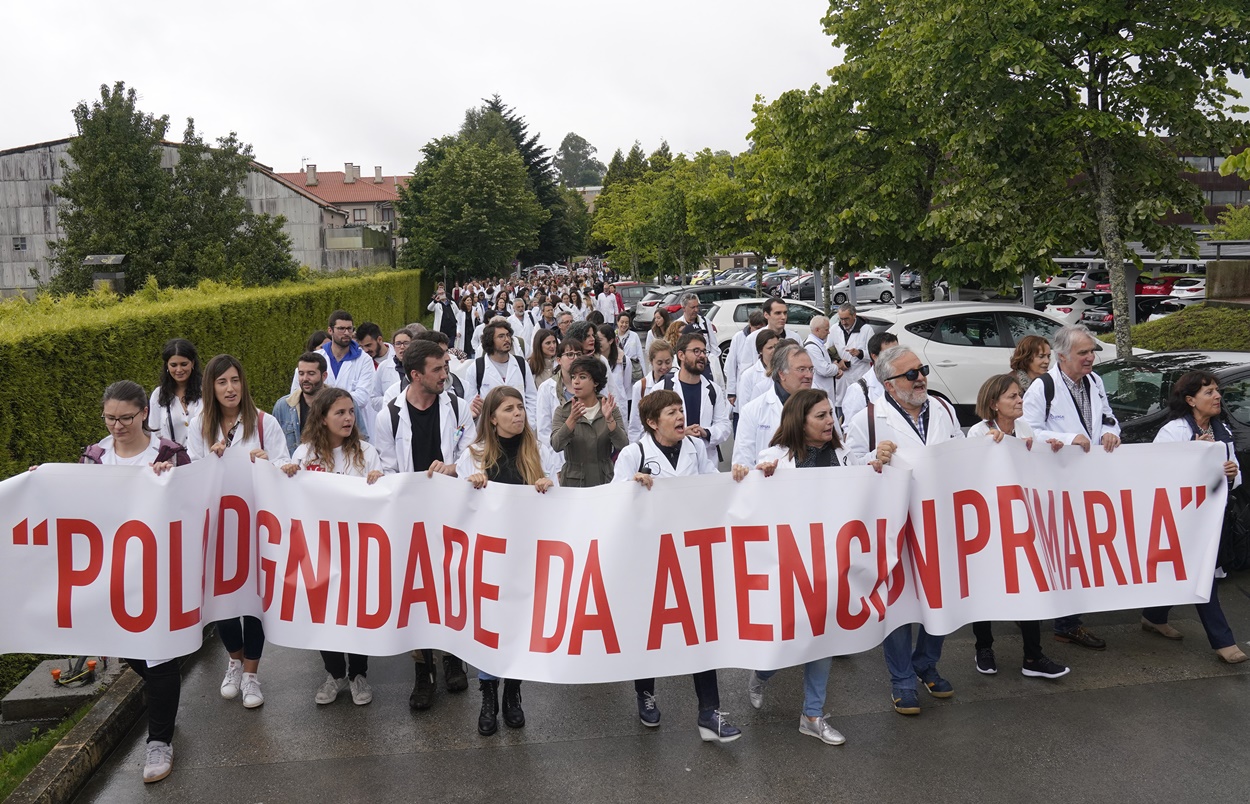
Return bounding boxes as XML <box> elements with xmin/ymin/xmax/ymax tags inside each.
<box><xmin>0</xmin><ymin>439</ymin><xmax>1226</xmax><ymax>683</ymax></box>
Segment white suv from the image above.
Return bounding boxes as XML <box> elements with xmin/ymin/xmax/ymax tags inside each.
<box><xmin>857</xmin><ymin>302</ymin><xmax>1114</xmax><ymax>422</ymax></box>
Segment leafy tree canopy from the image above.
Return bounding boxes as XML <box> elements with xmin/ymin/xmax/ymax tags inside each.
<box><xmin>554</xmin><ymin>132</ymin><xmax>607</xmax><ymax>187</ymax></box>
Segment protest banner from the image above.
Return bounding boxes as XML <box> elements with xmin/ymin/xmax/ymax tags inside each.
<box><xmin>0</xmin><ymin>439</ymin><xmax>1225</xmax><ymax>683</ymax></box>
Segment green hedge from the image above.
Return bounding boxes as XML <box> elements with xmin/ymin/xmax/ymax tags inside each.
<box><xmin>1101</xmin><ymin>303</ymin><xmax>1250</xmax><ymax>352</ymax></box>
<box><xmin>0</xmin><ymin>270</ymin><xmax>431</xmax><ymax>478</ymax></box>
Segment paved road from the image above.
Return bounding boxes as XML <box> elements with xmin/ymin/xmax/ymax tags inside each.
<box><xmin>76</xmin><ymin>572</ymin><xmax>1250</xmax><ymax>804</ymax></box>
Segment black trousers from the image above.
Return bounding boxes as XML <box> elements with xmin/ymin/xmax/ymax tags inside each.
<box><xmin>321</xmin><ymin>652</ymin><xmax>368</xmax><ymax>679</ymax></box>
<box><xmin>634</xmin><ymin>670</ymin><xmax>719</xmax><ymax>712</ymax></box>
<box><xmin>973</xmin><ymin>620</ymin><xmax>1044</xmax><ymax>661</ymax></box>
<box><xmin>125</xmin><ymin>658</ymin><xmax>181</xmax><ymax>744</ymax></box>
<box><xmin>216</xmin><ymin>616</ymin><xmax>264</xmax><ymax>660</ymax></box>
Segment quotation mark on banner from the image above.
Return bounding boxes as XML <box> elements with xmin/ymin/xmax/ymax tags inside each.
<box><xmin>1179</xmin><ymin>486</ymin><xmax>1207</xmax><ymax>510</ymax></box>
<box><xmin>12</xmin><ymin>519</ymin><xmax>50</xmax><ymax>546</ymax></box>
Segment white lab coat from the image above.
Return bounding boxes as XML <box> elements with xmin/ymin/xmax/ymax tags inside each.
<box><xmin>458</xmin><ymin>354</ymin><xmax>539</xmax><ymax>427</ymax></box>
<box><xmin>626</xmin><ymin>370</ymin><xmax>674</xmax><ymax>443</ymax></box>
<box><xmin>840</xmin><ymin>371</ymin><xmax>883</xmax><ymax>426</ymax></box>
<box><xmin>634</xmin><ymin>372</ymin><xmax>730</xmax><ymax>463</ymax></box>
<box><xmin>723</xmin><ymin>326</ymin><xmax>761</xmax><ymax>402</ymax></box>
<box><xmin>827</xmin><ymin>320</ymin><xmax>875</xmax><ymax>405</ymax></box>
<box><xmin>1154</xmin><ymin>417</ymin><xmax>1242</xmax><ymax>489</ymax></box>
<box><xmin>1021</xmin><ymin>365</ymin><xmax>1121</xmax><ymax>446</ymax></box>
<box><xmin>805</xmin><ymin>334</ymin><xmax>839</xmax><ymax>397</ymax></box>
<box><xmin>844</xmin><ymin>393</ymin><xmax>963</xmax><ymax>462</ymax></box>
<box><xmin>613</xmin><ymin>433</ymin><xmax>718</xmax><ymax>481</ymax></box>
<box><xmin>146</xmin><ymin>389</ymin><xmax>203</xmax><ymax>446</ymax></box>
<box><xmin>186</xmin><ymin>411</ymin><xmax>290</xmax><ymax>464</ymax></box>
<box><xmin>536</xmin><ymin>375</ymin><xmax>571</xmax><ymax>482</ymax></box>
<box><xmin>373</xmin><ymin>390</ymin><xmax>476</xmax><ymax>474</ymax></box>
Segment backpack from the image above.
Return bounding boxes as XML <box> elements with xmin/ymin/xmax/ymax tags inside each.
<box><xmin>865</xmin><ymin>396</ymin><xmax>955</xmax><ymax>450</ymax></box>
<box><xmin>80</xmin><ymin>437</ymin><xmax>191</xmax><ymax>466</ymax></box>
<box><xmin>660</xmin><ymin>374</ymin><xmax>718</xmax><ymax>406</ymax></box>
<box><xmin>1039</xmin><ymin>372</ymin><xmax>1056</xmax><ymax>421</ymax></box>
<box><xmin>1219</xmin><ymin>485</ymin><xmax>1250</xmax><ymax>572</ymax></box>
<box><xmin>389</xmin><ymin>394</ymin><xmax>461</xmax><ymax>438</ymax></box>
<box><xmin>475</xmin><ymin>355</ymin><xmax>529</xmax><ymax>397</ymax></box>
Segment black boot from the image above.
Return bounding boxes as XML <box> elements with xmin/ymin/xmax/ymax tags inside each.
<box><xmin>478</xmin><ymin>679</ymin><xmax>499</xmax><ymax>736</ymax></box>
<box><xmin>502</xmin><ymin>679</ymin><xmax>525</xmax><ymax>729</ymax></box>
<box><xmin>409</xmin><ymin>661</ymin><xmax>435</xmax><ymax>711</ymax></box>
<box><xmin>443</xmin><ymin>653</ymin><xmax>468</xmax><ymax>693</ymax></box>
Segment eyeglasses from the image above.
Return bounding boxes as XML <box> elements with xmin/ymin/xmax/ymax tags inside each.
<box><xmin>885</xmin><ymin>365</ymin><xmax>930</xmax><ymax>382</ymax></box>
<box><xmin>682</xmin><ymin>348</ymin><xmax>708</xmax><ymax>356</ymax></box>
<box><xmin>102</xmin><ymin>412</ymin><xmax>143</xmax><ymax>426</ymax></box>
<box><xmin>561</xmin><ymin>349</ymin><xmax>584</xmax><ymax>357</ymax></box>
<box><xmin>332</xmin><ymin>325</ymin><xmax>355</xmax><ymax>333</ymax></box>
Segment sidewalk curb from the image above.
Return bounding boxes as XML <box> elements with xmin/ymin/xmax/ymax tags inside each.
<box><xmin>7</xmin><ymin>635</ymin><xmax>213</xmax><ymax>803</ymax></box>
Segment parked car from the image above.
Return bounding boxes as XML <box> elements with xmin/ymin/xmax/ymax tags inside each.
<box><xmin>1171</xmin><ymin>277</ymin><xmax>1207</xmax><ymax>300</ymax></box>
<box><xmin>857</xmin><ymin>302</ymin><xmax>1112</xmax><ymax>423</ymax></box>
<box><xmin>900</xmin><ymin>270</ymin><xmax>921</xmax><ymax>289</ymax></box>
<box><xmin>1044</xmin><ymin>291</ymin><xmax>1112</xmax><ymax>324</ymax></box>
<box><xmin>1146</xmin><ymin>297</ymin><xmax>1196</xmax><ymax>323</ymax></box>
<box><xmin>706</xmin><ymin>297</ymin><xmax>827</xmax><ymax>373</ymax></box>
<box><xmin>759</xmin><ymin>270</ymin><xmax>800</xmax><ymax>296</ymax></box>
<box><xmin>1080</xmin><ymin>296</ymin><xmax>1181</xmax><ymax>333</ymax></box>
<box><xmin>1017</xmin><ymin>287</ymin><xmax>1069</xmax><ymax>311</ymax></box>
<box><xmin>631</xmin><ymin>285</ymin><xmax>682</xmax><ymax>331</ymax></box>
<box><xmin>1092</xmin><ymin>276</ymin><xmax>1178</xmax><ymax>295</ymax></box>
<box><xmin>612</xmin><ymin>281</ymin><xmax>659</xmax><ymax>321</ymax></box>
<box><xmin>648</xmin><ymin>284</ymin><xmax>758</xmax><ymax>322</ymax></box>
<box><xmin>1065</xmin><ymin>270</ymin><xmax>1111</xmax><ymax>290</ymax></box>
<box><xmin>1094</xmin><ymin>351</ymin><xmax>1250</xmax><ymax>468</ymax></box>
<box><xmin>832</xmin><ymin>275</ymin><xmax>896</xmax><ymax>305</ymax></box>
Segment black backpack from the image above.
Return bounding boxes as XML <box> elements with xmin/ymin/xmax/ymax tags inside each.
<box><xmin>389</xmin><ymin>394</ymin><xmax>461</xmax><ymax>438</ymax></box>
<box><xmin>475</xmin><ymin>355</ymin><xmax>529</xmax><ymax>397</ymax></box>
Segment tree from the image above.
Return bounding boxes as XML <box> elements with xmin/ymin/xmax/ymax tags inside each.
<box><xmin>49</xmin><ymin>82</ymin><xmax>296</xmax><ymax>293</ymax></box>
<box><xmin>603</xmin><ymin>142</ymin><xmax>650</xmax><ymax>188</ymax></box>
<box><xmin>554</xmin><ymin>133</ymin><xmax>606</xmax><ymax>187</ymax></box>
<box><xmin>1211</xmin><ymin>204</ymin><xmax>1250</xmax><ymax>241</ymax></box>
<box><xmin>838</xmin><ymin>1</ymin><xmax>1250</xmax><ymax>356</ymax></box>
<box><xmin>49</xmin><ymin>82</ymin><xmax>173</xmax><ymax>293</ymax></box>
<box><xmin>396</xmin><ymin>138</ymin><xmax>547</xmax><ymax>277</ymax></box>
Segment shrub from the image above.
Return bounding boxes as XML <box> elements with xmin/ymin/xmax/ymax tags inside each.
<box><xmin>0</xmin><ymin>270</ymin><xmax>432</xmax><ymax>478</ymax></box>
<box><xmin>1107</xmin><ymin>303</ymin><xmax>1250</xmax><ymax>352</ymax></box>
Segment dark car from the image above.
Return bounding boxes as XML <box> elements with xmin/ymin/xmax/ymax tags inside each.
<box><xmin>1093</xmin><ymin>351</ymin><xmax>1250</xmax><ymax>468</ymax></box>
<box><xmin>1080</xmin><ymin>296</ymin><xmax>1180</xmax><ymax>332</ymax></box>
<box><xmin>656</xmin><ymin>284</ymin><xmax>758</xmax><ymax>318</ymax></box>
<box><xmin>613</xmin><ymin>281</ymin><xmax>659</xmax><ymax>319</ymax></box>
<box><xmin>759</xmin><ymin>271</ymin><xmax>799</xmax><ymax>296</ymax></box>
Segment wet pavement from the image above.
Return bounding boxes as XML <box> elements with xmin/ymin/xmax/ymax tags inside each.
<box><xmin>76</xmin><ymin>571</ymin><xmax>1250</xmax><ymax>803</ymax></box>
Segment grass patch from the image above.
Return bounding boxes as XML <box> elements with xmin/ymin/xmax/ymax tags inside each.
<box><xmin>0</xmin><ymin>701</ymin><xmax>92</xmax><ymax>799</ymax></box>
<box><xmin>1098</xmin><ymin>304</ymin><xmax>1250</xmax><ymax>352</ymax></box>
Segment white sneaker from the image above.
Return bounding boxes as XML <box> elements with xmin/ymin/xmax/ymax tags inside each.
<box><xmin>314</xmin><ymin>673</ymin><xmax>347</xmax><ymax>705</ymax></box>
<box><xmin>350</xmin><ymin>675</ymin><xmax>373</xmax><ymax>706</ymax></box>
<box><xmin>142</xmin><ymin>740</ymin><xmax>173</xmax><ymax>783</ymax></box>
<box><xmin>747</xmin><ymin>672</ymin><xmax>766</xmax><ymax>709</ymax></box>
<box><xmin>799</xmin><ymin>714</ymin><xmax>846</xmax><ymax>746</ymax></box>
<box><xmin>220</xmin><ymin>659</ymin><xmax>243</xmax><ymax>700</ymax></box>
<box><xmin>241</xmin><ymin>673</ymin><xmax>264</xmax><ymax>708</ymax></box>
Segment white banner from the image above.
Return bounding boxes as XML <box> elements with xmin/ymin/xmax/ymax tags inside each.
<box><xmin>0</xmin><ymin>439</ymin><xmax>1226</xmax><ymax>683</ymax></box>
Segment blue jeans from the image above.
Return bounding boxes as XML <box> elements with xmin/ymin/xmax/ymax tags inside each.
<box><xmin>882</xmin><ymin>624</ymin><xmax>944</xmax><ymax>692</ymax></box>
<box><xmin>1143</xmin><ymin>578</ymin><xmax>1236</xmax><ymax>649</ymax></box>
<box><xmin>1054</xmin><ymin>614</ymin><xmax>1083</xmax><ymax>633</ymax></box>
<box><xmin>757</xmin><ymin>658</ymin><xmax>834</xmax><ymax>717</ymax></box>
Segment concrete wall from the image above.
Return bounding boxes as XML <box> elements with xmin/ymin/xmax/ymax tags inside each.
<box><xmin>1207</xmin><ymin>260</ymin><xmax>1250</xmax><ymax>300</ymax></box>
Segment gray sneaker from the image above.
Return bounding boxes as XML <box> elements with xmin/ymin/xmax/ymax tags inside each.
<box><xmin>315</xmin><ymin>673</ymin><xmax>347</xmax><ymax>705</ymax></box>
<box><xmin>143</xmin><ymin>740</ymin><xmax>173</xmax><ymax>783</ymax></box>
<box><xmin>350</xmin><ymin>675</ymin><xmax>373</xmax><ymax>706</ymax></box>
<box><xmin>798</xmin><ymin>715</ymin><xmax>846</xmax><ymax>745</ymax></box>
<box><xmin>747</xmin><ymin>672</ymin><xmax>766</xmax><ymax>710</ymax></box>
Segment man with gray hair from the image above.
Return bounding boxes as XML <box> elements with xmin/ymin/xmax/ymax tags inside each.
<box><xmin>677</xmin><ymin>293</ymin><xmax>721</xmax><ymax>380</ymax></box>
<box><xmin>731</xmin><ymin>341</ymin><xmax>818</xmax><ymax>468</ymax></box>
<box><xmin>1022</xmin><ymin>323</ymin><xmax>1119</xmax><ymax>651</ymax></box>
<box><xmin>844</xmin><ymin>344</ymin><xmax>963</xmax><ymax>717</ymax></box>
<box><xmin>805</xmin><ymin>315</ymin><xmax>842</xmax><ymax>397</ymax></box>
<box><xmin>827</xmin><ymin>303</ymin><xmax>875</xmax><ymax>414</ymax></box>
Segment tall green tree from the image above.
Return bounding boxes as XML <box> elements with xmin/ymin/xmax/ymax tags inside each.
<box><xmin>554</xmin><ymin>133</ymin><xmax>607</xmax><ymax>187</ymax></box>
<box><xmin>50</xmin><ymin>82</ymin><xmax>296</xmax><ymax>293</ymax></box>
<box><xmin>49</xmin><ymin>82</ymin><xmax>173</xmax><ymax>293</ymax></box>
<box><xmin>396</xmin><ymin>138</ymin><xmax>547</xmax><ymax>277</ymax></box>
<box><xmin>840</xmin><ymin>0</ymin><xmax>1250</xmax><ymax>355</ymax></box>
<box><xmin>1210</xmin><ymin>204</ymin><xmax>1250</xmax><ymax>241</ymax></box>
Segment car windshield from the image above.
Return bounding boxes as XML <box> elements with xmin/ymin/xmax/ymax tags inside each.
<box><xmin>1094</xmin><ymin>356</ymin><xmax>1239</xmax><ymax>420</ymax></box>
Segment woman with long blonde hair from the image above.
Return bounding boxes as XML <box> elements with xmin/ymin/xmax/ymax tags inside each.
<box><xmin>453</xmin><ymin>385</ymin><xmax>552</xmax><ymax>737</ymax></box>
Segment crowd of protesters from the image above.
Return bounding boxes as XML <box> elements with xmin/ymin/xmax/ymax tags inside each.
<box><xmin>61</xmin><ymin>265</ymin><xmax>1241</xmax><ymax>783</ymax></box>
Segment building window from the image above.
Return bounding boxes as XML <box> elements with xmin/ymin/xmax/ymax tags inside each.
<box><xmin>1184</xmin><ymin>156</ymin><xmax>1213</xmax><ymax>171</ymax></box>
<box><xmin>353</xmin><ymin>209</ymin><xmax>367</xmax><ymax>222</ymax></box>
<box><xmin>381</xmin><ymin>207</ymin><xmax>395</xmax><ymax>223</ymax></box>
<box><xmin>12</xmin><ymin>237</ymin><xmax>27</xmax><ymax>252</ymax></box>
<box><xmin>1211</xmin><ymin>190</ymin><xmax>1239</xmax><ymax>205</ymax></box>
<box><xmin>733</xmin><ymin>257</ymin><xmax>743</xmax><ymax>268</ymax></box>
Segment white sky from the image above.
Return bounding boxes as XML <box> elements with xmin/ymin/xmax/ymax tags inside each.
<box><xmin>1</xmin><ymin>0</ymin><xmax>837</xmax><ymax>174</ymax></box>
<box><xmin>4</xmin><ymin>2</ymin><xmax>1245</xmax><ymax>177</ymax></box>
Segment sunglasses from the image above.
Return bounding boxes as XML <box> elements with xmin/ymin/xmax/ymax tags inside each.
<box><xmin>885</xmin><ymin>365</ymin><xmax>930</xmax><ymax>382</ymax></box>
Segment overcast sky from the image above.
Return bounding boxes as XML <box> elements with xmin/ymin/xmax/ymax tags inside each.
<box><xmin>2</xmin><ymin>1</ymin><xmax>837</xmax><ymax>175</ymax></box>
<box><xmin>5</xmin><ymin>2</ymin><xmax>1246</xmax><ymax>179</ymax></box>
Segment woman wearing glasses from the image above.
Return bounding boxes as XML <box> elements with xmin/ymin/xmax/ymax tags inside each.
<box><xmin>187</xmin><ymin>354</ymin><xmax>289</xmax><ymax>711</ymax></box>
<box><xmin>536</xmin><ymin>338</ymin><xmax>584</xmax><ymax>482</ymax></box>
<box><xmin>81</xmin><ymin>381</ymin><xmax>190</xmax><ymax>783</ymax></box>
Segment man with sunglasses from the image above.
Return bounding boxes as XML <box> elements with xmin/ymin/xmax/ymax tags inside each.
<box><xmin>844</xmin><ymin>344</ymin><xmax>963</xmax><ymax>717</ymax></box>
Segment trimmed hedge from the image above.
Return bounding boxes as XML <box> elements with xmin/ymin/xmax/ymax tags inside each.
<box><xmin>1102</xmin><ymin>303</ymin><xmax>1250</xmax><ymax>352</ymax></box>
<box><xmin>0</xmin><ymin>270</ymin><xmax>432</xmax><ymax>478</ymax></box>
